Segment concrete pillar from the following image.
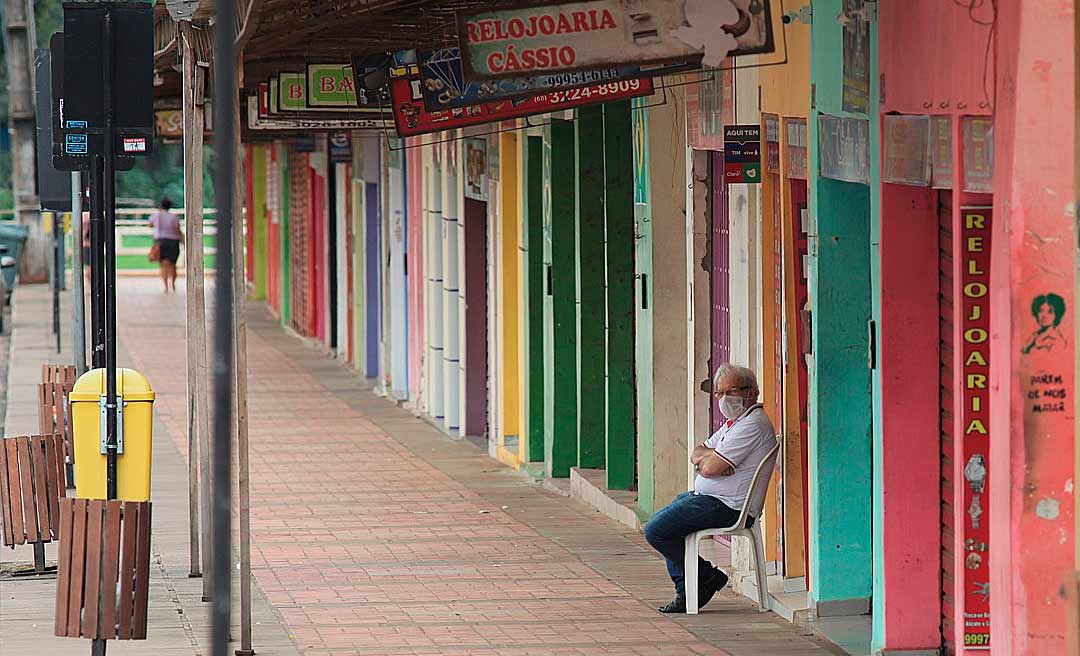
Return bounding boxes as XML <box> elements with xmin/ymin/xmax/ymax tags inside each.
<box><xmin>442</xmin><ymin>140</ymin><xmax>462</xmax><ymax>434</ymax></box>
<box><xmin>647</xmin><ymin>83</ymin><xmax>690</xmax><ymax>510</ymax></box>
<box><xmin>990</xmin><ymin>2</ymin><xmax>1075</xmax><ymax>652</ymax></box>
<box><xmin>426</xmin><ymin>146</ymin><xmax>445</xmax><ymax>423</ymax></box>
<box><xmin>807</xmin><ymin>0</ymin><xmax>874</xmax><ymax>616</ymax></box>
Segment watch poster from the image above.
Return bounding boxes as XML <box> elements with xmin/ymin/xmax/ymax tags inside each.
<box><xmin>960</xmin><ymin>206</ymin><xmax>992</xmax><ymax>650</ymax></box>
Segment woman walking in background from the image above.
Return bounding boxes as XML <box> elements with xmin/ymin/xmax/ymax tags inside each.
<box><xmin>148</xmin><ymin>196</ymin><xmax>184</xmax><ymax>292</ymax></box>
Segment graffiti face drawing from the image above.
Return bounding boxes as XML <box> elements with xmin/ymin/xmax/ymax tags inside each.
<box><xmin>1022</xmin><ymin>292</ymin><xmax>1067</xmax><ymax>354</ymax></box>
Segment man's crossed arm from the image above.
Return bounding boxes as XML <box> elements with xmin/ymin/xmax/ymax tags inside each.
<box><xmin>691</xmin><ymin>444</ymin><xmax>734</xmax><ymax>478</ymax></box>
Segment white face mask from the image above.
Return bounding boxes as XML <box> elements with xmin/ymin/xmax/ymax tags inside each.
<box><xmin>719</xmin><ymin>394</ymin><xmax>746</xmax><ymax>420</ymax></box>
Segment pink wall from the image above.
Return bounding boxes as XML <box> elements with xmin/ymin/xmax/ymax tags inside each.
<box><xmin>406</xmin><ymin>143</ymin><xmax>424</xmax><ymax>408</ymax></box>
<box><xmin>879</xmin><ymin>0</ymin><xmax>994</xmax><ymax>117</ymax></box>
<box><xmin>990</xmin><ymin>2</ymin><xmax>1075</xmax><ymax>654</ymax></box>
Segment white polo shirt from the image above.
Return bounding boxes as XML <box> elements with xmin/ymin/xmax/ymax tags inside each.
<box><xmin>693</xmin><ymin>404</ymin><xmax>776</xmax><ymax>513</ymax></box>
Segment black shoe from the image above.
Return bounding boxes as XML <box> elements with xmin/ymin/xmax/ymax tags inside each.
<box><xmin>698</xmin><ymin>568</ymin><xmax>729</xmax><ymax>610</ymax></box>
<box><xmin>658</xmin><ymin>595</ymin><xmax>687</xmax><ymax>613</ymax></box>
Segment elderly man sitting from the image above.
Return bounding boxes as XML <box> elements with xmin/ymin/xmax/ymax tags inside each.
<box><xmin>644</xmin><ymin>364</ymin><xmax>777</xmax><ymax>613</ymax></box>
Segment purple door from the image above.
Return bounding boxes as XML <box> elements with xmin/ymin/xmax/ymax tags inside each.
<box><xmin>463</xmin><ymin>198</ymin><xmax>489</xmax><ymax>439</ymax></box>
<box><xmin>710</xmin><ymin>151</ymin><xmax>731</xmax><ymax>432</ymax></box>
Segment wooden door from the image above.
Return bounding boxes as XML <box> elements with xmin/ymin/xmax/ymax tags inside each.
<box><xmin>463</xmin><ymin>198</ymin><xmax>489</xmax><ymax>440</ymax></box>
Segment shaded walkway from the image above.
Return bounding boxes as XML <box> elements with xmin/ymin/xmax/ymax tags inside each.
<box><xmin>118</xmin><ymin>278</ymin><xmax>843</xmax><ymax>656</ymax></box>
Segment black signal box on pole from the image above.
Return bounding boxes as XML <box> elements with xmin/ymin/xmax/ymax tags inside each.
<box><xmin>53</xmin><ymin>2</ymin><xmax>154</xmax><ymax>170</ymax></box>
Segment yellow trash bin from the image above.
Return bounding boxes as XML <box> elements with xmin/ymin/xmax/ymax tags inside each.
<box><xmin>70</xmin><ymin>368</ymin><xmax>154</xmax><ymax>501</ymax></box>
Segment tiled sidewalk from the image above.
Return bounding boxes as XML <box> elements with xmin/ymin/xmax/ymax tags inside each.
<box><xmin>116</xmin><ymin>278</ymin><xmax>845</xmax><ymax>656</ymax></box>
<box><xmin>0</xmin><ymin>282</ymin><xmax>297</xmax><ymax>656</ymax></box>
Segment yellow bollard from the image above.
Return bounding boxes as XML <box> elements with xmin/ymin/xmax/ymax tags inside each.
<box><xmin>69</xmin><ymin>368</ymin><xmax>155</xmax><ymax>500</ymax></box>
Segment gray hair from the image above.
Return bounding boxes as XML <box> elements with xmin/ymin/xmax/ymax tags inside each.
<box><xmin>712</xmin><ymin>364</ymin><xmax>759</xmax><ymax>397</ymax></box>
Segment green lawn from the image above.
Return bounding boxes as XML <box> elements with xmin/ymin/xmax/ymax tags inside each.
<box><xmin>122</xmin><ymin>234</ymin><xmax>216</xmax><ymax>248</ymax></box>
<box><xmin>115</xmin><ymin>254</ymin><xmax>217</xmax><ymax>270</ymax></box>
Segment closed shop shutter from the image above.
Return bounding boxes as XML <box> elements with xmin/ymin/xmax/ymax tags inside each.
<box><xmin>939</xmin><ymin>191</ymin><xmax>955</xmax><ymax>654</ymax></box>
<box><xmin>289</xmin><ymin>148</ymin><xmax>311</xmax><ymax>335</ymax></box>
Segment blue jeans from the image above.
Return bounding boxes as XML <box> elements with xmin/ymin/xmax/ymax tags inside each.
<box><xmin>643</xmin><ymin>491</ymin><xmax>747</xmax><ymax>597</ymax></box>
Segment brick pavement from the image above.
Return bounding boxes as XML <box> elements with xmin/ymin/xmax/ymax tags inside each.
<box><xmin>0</xmin><ymin>281</ymin><xmax>297</xmax><ymax>656</ymax></box>
<box><xmin>114</xmin><ymin>278</ymin><xmax>847</xmax><ymax>656</ymax></box>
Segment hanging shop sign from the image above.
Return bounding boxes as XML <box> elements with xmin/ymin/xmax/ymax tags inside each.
<box><xmin>307</xmin><ymin>63</ymin><xmax>363</xmax><ymax>108</ymax></box>
<box><xmin>960</xmin><ymin>206</ymin><xmax>992</xmax><ymax>651</ymax></box>
<box><xmin>458</xmin><ymin>0</ymin><xmax>775</xmax><ymax>81</ymax></box>
<box><xmin>882</xmin><ymin>114</ymin><xmax>930</xmax><ymax>186</ymax></box>
<box><xmin>274</xmin><ymin>70</ymin><xmax>383</xmax><ymax>113</ymax></box>
<box><xmin>258</xmin><ymin>82</ymin><xmax>271</xmax><ymax>118</ymax></box>
<box><xmin>419</xmin><ymin>47</ymin><xmax>691</xmax><ymax>112</ymax></box>
<box><xmin>329</xmin><ymin>131</ymin><xmax>352</xmax><ymax>163</ymax></box>
<box><xmin>154</xmin><ymin>108</ymin><xmax>213</xmax><ymax>140</ymax></box>
<box><xmin>382</xmin><ymin>52</ymin><xmax>653</xmax><ymax>138</ymax></box>
<box><xmin>246</xmin><ymin>96</ymin><xmax>392</xmax><ymax>132</ymax></box>
<box><xmin>818</xmin><ymin>115</ymin><xmax>870</xmax><ymax>185</ymax></box>
<box><xmin>722</xmin><ymin>124</ymin><xmax>761</xmax><ymax>184</ymax></box>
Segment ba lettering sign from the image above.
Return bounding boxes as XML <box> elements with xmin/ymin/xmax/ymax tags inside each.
<box><xmin>458</xmin><ymin>0</ymin><xmax>775</xmax><ymax>81</ymax></box>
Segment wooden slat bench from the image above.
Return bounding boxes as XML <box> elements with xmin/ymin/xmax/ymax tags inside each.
<box><xmin>54</xmin><ymin>499</ymin><xmax>152</xmax><ymax>641</ymax></box>
<box><xmin>39</xmin><ymin>364</ymin><xmax>77</xmax><ymax>489</ymax></box>
<box><xmin>0</xmin><ymin>434</ymin><xmax>67</xmax><ymax>573</ymax></box>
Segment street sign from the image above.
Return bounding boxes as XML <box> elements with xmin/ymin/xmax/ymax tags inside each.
<box><xmin>35</xmin><ymin>47</ymin><xmax>72</xmax><ymax>211</ymax></box>
<box><xmin>458</xmin><ymin>0</ymin><xmax>775</xmax><ymax>82</ymax></box>
<box><xmin>418</xmin><ymin>47</ymin><xmax>693</xmax><ymax>112</ymax></box>
<box><xmin>57</xmin><ymin>2</ymin><xmax>154</xmax><ymax>168</ymax></box>
<box><xmin>723</xmin><ymin>124</ymin><xmax>761</xmax><ymax>184</ymax></box>
<box><xmin>49</xmin><ymin>34</ymin><xmax>135</xmax><ymax>172</ymax></box>
<box><xmin>384</xmin><ymin>51</ymin><xmax>653</xmax><ymax>138</ymax></box>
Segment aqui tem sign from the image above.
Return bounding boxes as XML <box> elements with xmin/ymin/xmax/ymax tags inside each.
<box><xmin>458</xmin><ymin>0</ymin><xmax>775</xmax><ymax>82</ymax></box>
<box><xmin>723</xmin><ymin>124</ymin><xmax>761</xmax><ymax>184</ymax></box>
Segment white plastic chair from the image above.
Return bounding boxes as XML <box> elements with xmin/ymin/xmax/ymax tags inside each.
<box><xmin>684</xmin><ymin>436</ymin><xmax>782</xmax><ymax>614</ymax></box>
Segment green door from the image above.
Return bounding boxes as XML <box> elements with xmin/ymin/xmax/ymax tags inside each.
<box><xmin>543</xmin><ymin>120</ymin><xmax>578</xmax><ymax>477</ymax></box>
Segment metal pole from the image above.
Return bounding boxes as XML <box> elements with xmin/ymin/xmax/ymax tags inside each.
<box><xmin>93</xmin><ymin>7</ymin><xmax>119</xmax><ymax>651</ymax></box>
<box><xmin>53</xmin><ymin>210</ymin><xmax>61</xmax><ymax>353</ymax></box>
<box><xmin>212</xmin><ymin>0</ymin><xmax>237</xmax><ymax>653</ymax></box>
<box><xmin>102</xmin><ymin>8</ymin><xmax>117</xmax><ymax>503</ymax></box>
<box><xmin>90</xmin><ymin>156</ymin><xmax>105</xmax><ymax>370</ymax></box>
<box><xmin>72</xmin><ymin>172</ymin><xmax>86</xmax><ymax>375</ymax></box>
